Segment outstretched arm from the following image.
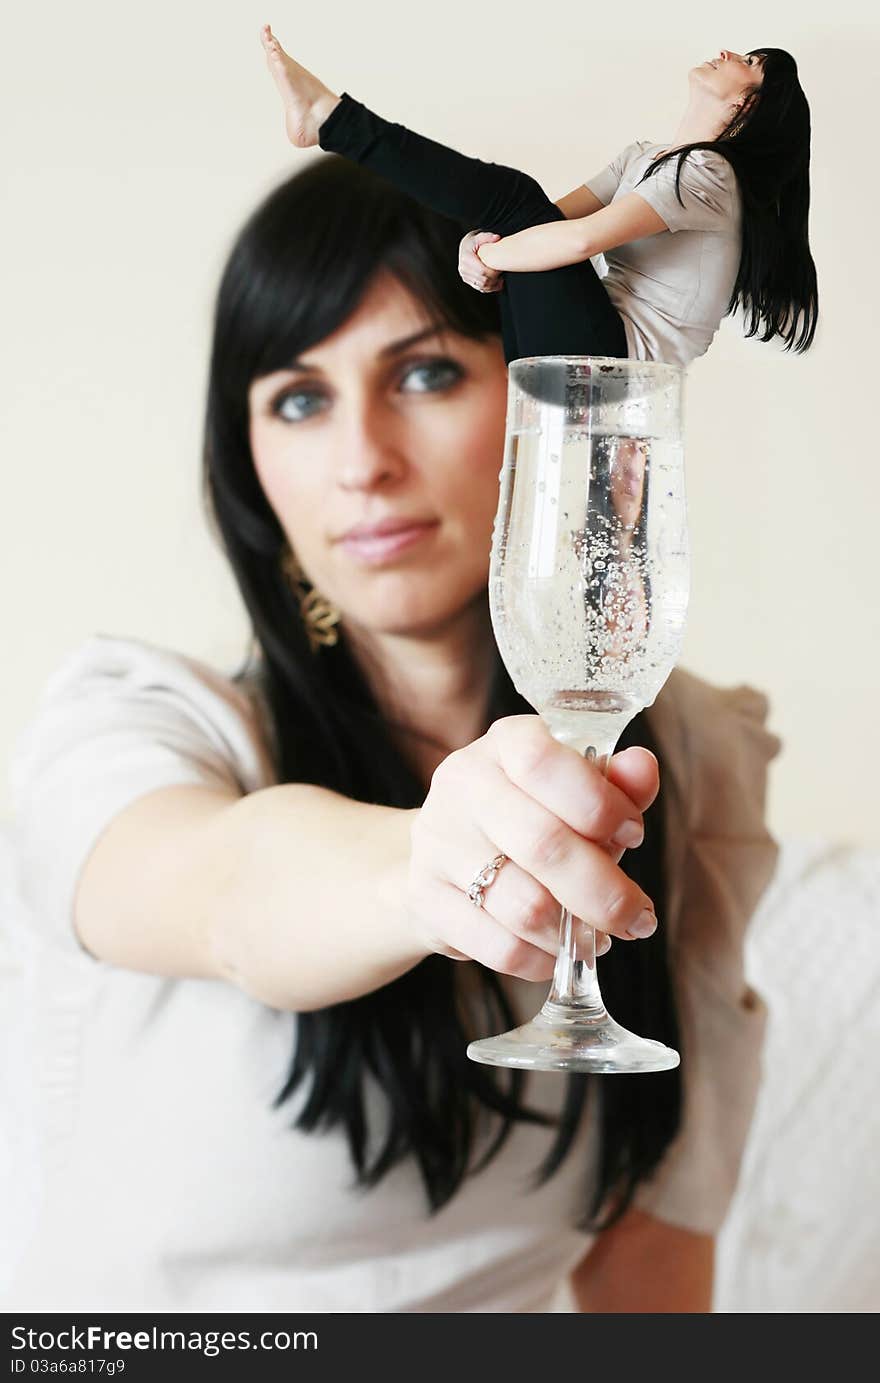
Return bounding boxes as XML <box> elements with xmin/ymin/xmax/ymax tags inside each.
<box><xmin>477</xmin><ymin>191</ymin><xmax>669</xmax><ymax>273</ymax></box>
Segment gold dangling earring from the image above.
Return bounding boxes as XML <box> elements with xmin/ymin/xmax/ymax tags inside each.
<box><xmin>281</xmin><ymin>546</ymin><xmax>342</xmax><ymax>653</ymax></box>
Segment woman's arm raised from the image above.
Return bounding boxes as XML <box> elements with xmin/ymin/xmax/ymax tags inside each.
<box><xmin>73</xmin><ymin>719</ymin><xmax>661</xmax><ymax>1013</ymax></box>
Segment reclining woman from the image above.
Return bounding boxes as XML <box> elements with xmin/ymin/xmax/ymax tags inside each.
<box><xmin>8</xmin><ymin>156</ymin><xmax>779</xmax><ymax>1313</ymax></box>
<box><xmin>260</xmin><ymin>26</ymin><xmax>818</xmax><ymax>366</ymax></box>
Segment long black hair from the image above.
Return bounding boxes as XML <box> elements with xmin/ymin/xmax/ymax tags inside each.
<box><xmin>202</xmin><ymin>155</ymin><xmax>682</xmax><ymax>1230</ymax></box>
<box><xmin>641</xmin><ymin>47</ymin><xmax>818</xmax><ymax>352</ymax></box>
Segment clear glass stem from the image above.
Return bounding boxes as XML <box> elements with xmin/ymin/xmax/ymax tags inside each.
<box><xmin>543</xmin><ymin>744</ymin><xmax>611</xmax><ymax>1019</ymax></box>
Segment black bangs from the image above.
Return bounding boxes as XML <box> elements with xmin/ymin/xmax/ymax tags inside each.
<box><xmin>216</xmin><ymin>156</ymin><xmax>500</xmax><ymax>389</ymax></box>
<box><xmin>748</xmin><ymin>46</ymin><xmax>798</xmax><ymax>75</ymax></box>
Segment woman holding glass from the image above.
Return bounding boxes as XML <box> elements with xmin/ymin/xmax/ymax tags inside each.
<box><xmin>6</xmin><ymin>158</ymin><xmax>778</xmax><ymax>1313</ymax></box>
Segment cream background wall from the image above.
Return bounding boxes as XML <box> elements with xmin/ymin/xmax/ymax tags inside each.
<box><xmin>2</xmin><ymin>0</ymin><xmax>877</xmax><ymax>841</ymax></box>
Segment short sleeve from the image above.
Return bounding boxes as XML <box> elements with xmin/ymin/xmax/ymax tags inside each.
<box><xmin>633</xmin><ymin>149</ymin><xmax>738</xmax><ymax>233</ymax></box>
<box><xmin>585</xmin><ymin>142</ymin><xmax>645</xmax><ymax>206</ymax></box>
<box><xmin>7</xmin><ymin>635</ymin><xmax>274</xmax><ymax>959</ymax></box>
<box><xmin>635</xmin><ymin>675</ymin><xmax>781</xmax><ymax>1235</ymax></box>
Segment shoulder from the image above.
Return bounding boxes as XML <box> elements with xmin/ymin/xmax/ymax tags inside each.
<box><xmin>612</xmin><ymin>140</ymin><xmax>655</xmax><ymax>170</ymax></box>
<box><xmin>676</xmin><ymin>148</ymin><xmax>739</xmax><ymax>198</ymax></box>
<box><xmin>690</xmin><ymin>146</ymin><xmax>738</xmax><ymax>180</ymax></box>
<box><xmin>634</xmin><ymin>147</ymin><xmax>739</xmax><ymax>233</ymax></box>
<box><xmin>10</xmin><ymin>634</ymin><xmax>275</xmax><ymax>800</ymax></box>
<box><xmin>648</xmin><ymin>667</ymin><xmax>780</xmax><ymax>837</ymax></box>
<box><xmin>8</xmin><ymin>635</ymin><xmax>276</xmax><ymax>954</ymax></box>
<box><xmin>656</xmin><ymin>663</ymin><xmax>777</xmax><ymax>741</ymax></box>
<box><xmin>645</xmin><ymin>147</ymin><xmax>739</xmax><ymax>199</ymax></box>
<box><xmin>629</xmin><ymin>140</ymin><xmax>656</xmax><ymax>164</ymax></box>
<box><xmin>36</xmin><ymin>631</ymin><xmax>247</xmax><ymax>698</ymax></box>
<box><xmin>646</xmin><ymin>669</ymin><xmax>781</xmax><ymax>984</ymax></box>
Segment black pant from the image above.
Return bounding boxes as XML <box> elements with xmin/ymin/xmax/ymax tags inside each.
<box><xmin>318</xmin><ymin>93</ymin><xmax>628</xmax><ymax>365</ymax></box>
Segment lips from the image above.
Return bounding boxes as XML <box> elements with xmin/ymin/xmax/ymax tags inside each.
<box><xmin>338</xmin><ymin>518</ymin><xmax>440</xmax><ymax>567</ymax></box>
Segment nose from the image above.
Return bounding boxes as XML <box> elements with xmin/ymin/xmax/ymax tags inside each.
<box><xmin>333</xmin><ymin>400</ymin><xmax>409</xmax><ymax>493</ymax></box>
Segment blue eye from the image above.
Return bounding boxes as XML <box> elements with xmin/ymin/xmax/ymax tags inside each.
<box><xmin>267</xmin><ymin>356</ymin><xmax>464</xmax><ymax>423</ymax></box>
<box><xmin>271</xmin><ymin>388</ymin><xmax>328</xmax><ymax>423</ymax></box>
<box><xmin>399</xmin><ymin>358</ymin><xmax>464</xmax><ymax>393</ymax></box>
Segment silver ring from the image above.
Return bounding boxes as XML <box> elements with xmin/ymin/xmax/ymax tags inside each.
<box><xmin>466</xmin><ymin>853</ymin><xmax>508</xmax><ymax>908</ymax></box>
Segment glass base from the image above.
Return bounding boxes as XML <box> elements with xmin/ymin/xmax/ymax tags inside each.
<box><xmin>466</xmin><ymin>1003</ymin><xmax>680</xmax><ymax>1075</ymax></box>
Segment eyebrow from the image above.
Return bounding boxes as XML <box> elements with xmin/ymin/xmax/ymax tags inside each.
<box><xmin>285</xmin><ymin>324</ymin><xmax>448</xmax><ymax>375</ymax></box>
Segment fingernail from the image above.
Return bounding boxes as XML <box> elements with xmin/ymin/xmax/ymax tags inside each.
<box><xmin>626</xmin><ymin>908</ymin><xmax>657</xmax><ymax>939</ymax></box>
<box><xmin>611</xmin><ymin>820</ymin><xmax>644</xmax><ymax>849</ymax></box>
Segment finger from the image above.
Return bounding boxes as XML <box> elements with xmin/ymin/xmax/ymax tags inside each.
<box><xmin>432</xmin><ymin>880</ymin><xmax>557</xmax><ymax>982</ymax></box>
<box><xmin>418</xmin><ymin>808</ymin><xmax>558</xmax><ymax>957</ymax></box>
<box><xmin>461</xmin><ymin>854</ymin><xmax>564</xmax><ymax>957</ymax></box>
<box><xmin>479</xmin><ymin>860</ymin><xmax>613</xmax><ymax>960</ymax></box>
<box><xmin>437</xmin><ymin>814</ymin><xmax>608</xmax><ymax>960</ymax></box>
<box><xmin>464</xmin><ymin>754</ymin><xmax>657</xmax><ymax>940</ymax></box>
<box><xmin>489</xmin><ymin>717</ymin><xmax>646</xmax><ymax>849</ymax></box>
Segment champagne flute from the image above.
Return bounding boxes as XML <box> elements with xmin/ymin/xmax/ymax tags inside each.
<box><xmin>467</xmin><ymin>356</ymin><xmax>689</xmax><ymax>1074</ymax></box>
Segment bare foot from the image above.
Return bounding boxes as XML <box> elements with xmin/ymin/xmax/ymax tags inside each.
<box><xmin>259</xmin><ymin>23</ymin><xmax>340</xmax><ymax>148</ymax></box>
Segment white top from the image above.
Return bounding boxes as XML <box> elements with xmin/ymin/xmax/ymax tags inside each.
<box><xmin>2</xmin><ymin>635</ymin><xmax>780</xmax><ymax>1313</ymax></box>
<box><xmin>586</xmin><ymin>142</ymin><xmax>743</xmax><ymax>368</ymax></box>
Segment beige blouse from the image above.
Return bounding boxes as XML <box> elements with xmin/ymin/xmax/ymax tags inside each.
<box><xmin>586</xmin><ymin>141</ymin><xmax>743</xmax><ymax>368</ymax></box>
<box><xmin>2</xmin><ymin>637</ymin><xmax>780</xmax><ymax>1312</ymax></box>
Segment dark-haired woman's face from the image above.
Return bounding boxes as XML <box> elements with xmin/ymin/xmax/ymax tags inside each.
<box><xmin>248</xmin><ymin>271</ymin><xmax>508</xmax><ymax>638</ymax></box>
<box><xmin>691</xmin><ymin>49</ymin><xmax>764</xmax><ymax>104</ymax></box>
